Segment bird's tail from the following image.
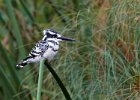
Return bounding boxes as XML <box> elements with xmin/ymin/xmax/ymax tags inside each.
<box><xmin>16</xmin><ymin>56</ymin><xmax>31</xmax><ymax>68</ymax></box>
<box><xmin>16</xmin><ymin>61</ymin><xmax>27</xmax><ymax>68</ymax></box>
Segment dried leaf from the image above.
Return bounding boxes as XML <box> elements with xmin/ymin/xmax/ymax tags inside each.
<box><xmin>113</xmin><ymin>38</ymin><xmax>134</xmax><ymax>62</ymax></box>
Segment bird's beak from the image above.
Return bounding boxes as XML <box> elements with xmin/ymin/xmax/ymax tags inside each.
<box><xmin>57</xmin><ymin>36</ymin><xmax>75</xmax><ymax>41</ymax></box>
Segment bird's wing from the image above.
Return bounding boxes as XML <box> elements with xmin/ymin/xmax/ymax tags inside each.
<box><xmin>29</xmin><ymin>40</ymin><xmax>49</xmax><ymax>57</ymax></box>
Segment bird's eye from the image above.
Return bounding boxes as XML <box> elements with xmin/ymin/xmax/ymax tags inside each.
<box><xmin>53</xmin><ymin>35</ymin><xmax>57</xmax><ymax>38</ymax></box>
<box><xmin>45</xmin><ymin>32</ymin><xmax>49</xmax><ymax>36</ymax></box>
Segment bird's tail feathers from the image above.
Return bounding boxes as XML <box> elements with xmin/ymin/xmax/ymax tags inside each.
<box><xmin>16</xmin><ymin>56</ymin><xmax>33</xmax><ymax>68</ymax></box>
<box><xmin>16</xmin><ymin>60</ymin><xmax>27</xmax><ymax>68</ymax></box>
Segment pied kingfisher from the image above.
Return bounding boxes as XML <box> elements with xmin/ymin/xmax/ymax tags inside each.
<box><xmin>16</xmin><ymin>29</ymin><xmax>75</xmax><ymax>68</ymax></box>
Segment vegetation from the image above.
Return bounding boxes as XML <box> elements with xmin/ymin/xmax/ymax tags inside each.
<box><xmin>0</xmin><ymin>0</ymin><xmax>140</xmax><ymax>100</ymax></box>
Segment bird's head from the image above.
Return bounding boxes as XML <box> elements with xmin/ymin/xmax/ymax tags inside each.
<box><xmin>42</xmin><ymin>29</ymin><xmax>75</xmax><ymax>42</ymax></box>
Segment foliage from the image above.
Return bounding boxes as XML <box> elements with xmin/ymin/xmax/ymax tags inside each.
<box><xmin>0</xmin><ymin>0</ymin><xmax>140</xmax><ymax>100</ymax></box>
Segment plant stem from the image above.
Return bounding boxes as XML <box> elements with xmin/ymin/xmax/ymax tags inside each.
<box><xmin>36</xmin><ymin>59</ymin><xmax>45</xmax><ymax>100</ymax></box>
<box><xmin>44</xmin><ymin>61</ymin><xmax>72</xmax><ymax>100</ymax></box>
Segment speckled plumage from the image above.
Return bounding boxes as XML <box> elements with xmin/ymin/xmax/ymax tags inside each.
<box><xmin>16</xmin><ymin>29</ymin><xmax>75</xmax><ymax>68</ymax></box>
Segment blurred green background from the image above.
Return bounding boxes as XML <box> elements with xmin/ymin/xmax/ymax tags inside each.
<box><xmin>0</xmin><ymin>0</ymin><xmax>140</xmax><ymax>100</ymax></box>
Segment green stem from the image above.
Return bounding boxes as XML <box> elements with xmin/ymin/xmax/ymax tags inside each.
<box><xmin>36</xmin><ymin>59</ymin><xmax>45</xmax><ymax>100</ymax></box>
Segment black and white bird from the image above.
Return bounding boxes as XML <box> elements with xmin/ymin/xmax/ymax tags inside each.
<box><xmin>16</xmin><ymin>29</ymin><xmax>75</xmax><ymax>68</ymax></box>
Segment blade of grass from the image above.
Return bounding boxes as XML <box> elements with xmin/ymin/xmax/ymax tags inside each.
<box><xmin>0</xmin><ymin>42</ymin><xmax>20</xmax><ymax>84</ymax></box>
<box><xmin>19</xmin><ymin>0</ymin><xmax>34</xmax><ymax>22</ymax></box>
<box><xmin>3</xmin><ymin>1</ymin><xmax>35</xmax><ymax>99</ymax></box>
<box><xmin>0</xmin><ymin>64</ymin><xmax>20</xmax><ymax>100</ymax></box>
<box><xmin>36</xmin><ymin>59</ymin><xmax>45</xmax><ymax>100</ymax></box>
<box><xmin>18</xmin><ymin>0</ymin><xmax>40</xmax><ymax>31</ymax></box>
<box><xmin>4</xmin><ymin>0</ymin><xmax>25</xmax><ymax>59</ymax></box>
<box><xmin>48</xmin><ymin>0</ymin><xmax>69</xmax><ymax>25</ymax></box>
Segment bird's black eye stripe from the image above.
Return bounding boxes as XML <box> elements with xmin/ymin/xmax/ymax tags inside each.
<box><xmin>47</xmin><ymin>33</ymin><xmax>51</xmax><ymax>38</ymax></box>
<box><xmin>47</xmin><ymin>34</ymin><xmax>57</xmax><ymax>38</ymax></box>
<box><xmin>53</xmin><ymin>34</ymin><xmax>57</xmax><ymax>38</ymax></box>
